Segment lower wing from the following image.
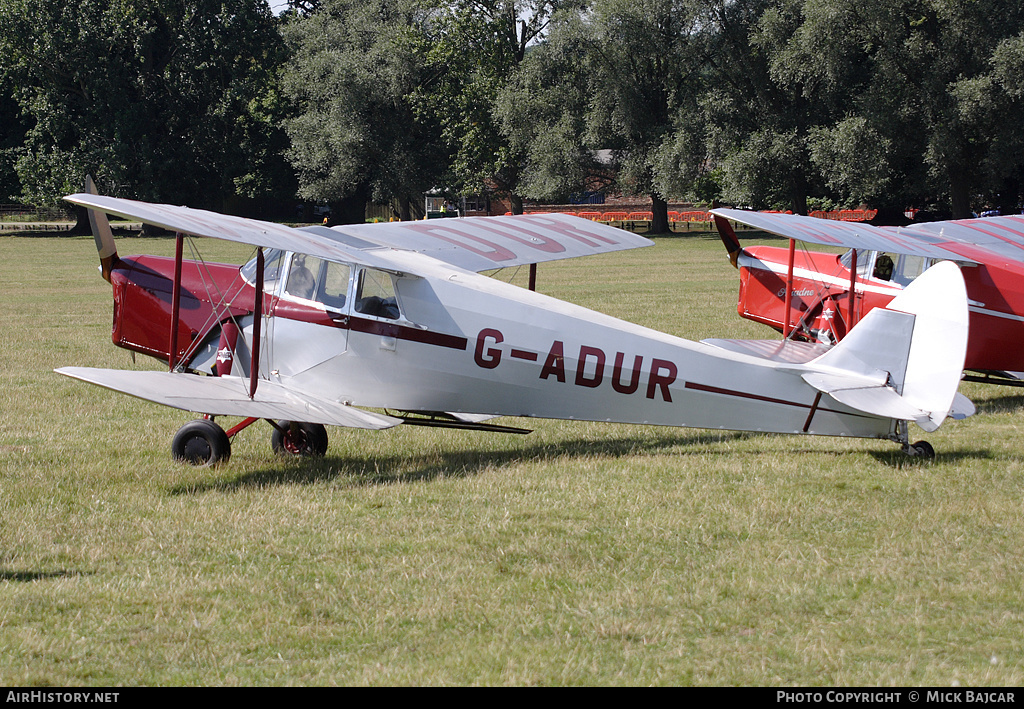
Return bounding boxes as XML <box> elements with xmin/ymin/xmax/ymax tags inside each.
<box><xmin>55</xmin><ymin>367</ymin><xmax>402</xmax><ymax>430</ymax></box>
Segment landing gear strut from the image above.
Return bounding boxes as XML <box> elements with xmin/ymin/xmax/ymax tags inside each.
<box><xmin>894</xmin><ymin>421</ymin><xmax>935</xmax><ymax>459</ymax></box>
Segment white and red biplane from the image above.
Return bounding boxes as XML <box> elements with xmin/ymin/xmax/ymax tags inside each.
<box><xmin>57</xmin><ymin>184</ymin><xmax>973</xmax><ymax>464</ymax></box>
<box><xmin>712</xmin><ymin>208</ymin><xmax>1024</xmax><ymax>386</ymax></box>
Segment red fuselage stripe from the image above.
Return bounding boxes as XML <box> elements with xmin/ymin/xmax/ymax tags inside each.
<box><xmin>684</xmin><ymin>381</ymin><xmax>873</xmax><ymax>419</ymax></box>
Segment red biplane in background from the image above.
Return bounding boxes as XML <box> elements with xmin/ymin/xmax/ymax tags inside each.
<box><xmin>712</xmin><ymin>208</ymin><xmax>1024</xmax><ymax>386</ymax></box>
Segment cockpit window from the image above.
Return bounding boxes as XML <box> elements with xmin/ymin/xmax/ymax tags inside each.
<box><xmin>839</xmin><ymin>249</ymin><xmax>934</xmax><ymax>288</ymax></box>
<box><xmin>892</xmin><ymin>254</ymin><xmax>932</xmax><ymax>287</ymax></box>
<box><xmin>240</xmin><ymin>249</ymin><xmax>286</xmax><ymax>292</ymax></box>
<box><xmin>839</xmin><ymin>248</ymin><xmax>875</xmax><ymax>279</ymax></box>
<box><xmin>355</xmin><ymin>268</ymin><xmax>401</xmax><ymax>320</ymax></box>
<box><xmin>285</xmin><ymin>254</ymin><xmax>321</xmax><ymax>300</ymax></box>
<box><xmin>281</xmin><ymin>256</ymin><xmax>352</xmax><ymax>310</ymax></box>
<box><xmin>319</xmin><ymin>261</ymin><xmax>351</xmax><ymax>310</ymax></box>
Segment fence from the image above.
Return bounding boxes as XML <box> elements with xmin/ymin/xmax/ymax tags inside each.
<box><xmin>0</xmin><ymin>203</ymin><xmax>68</xmax><ymax>222</ymax></box>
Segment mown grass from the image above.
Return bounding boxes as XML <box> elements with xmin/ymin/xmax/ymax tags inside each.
<box><xmin>1</xmin><ymin>230</ymin><xmax>1022</xmax><ymax>686</ymax></box>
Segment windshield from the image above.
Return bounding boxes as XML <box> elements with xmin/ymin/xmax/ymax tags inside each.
<box><xmin>839</xmin><ymin>248</ymin><xmax>874</xmax><ymax>279</ymax></box>
<box><xmin>240</xmin><ymin>249</ymin><xmax>285</xmax><ymax>292</ymax></box>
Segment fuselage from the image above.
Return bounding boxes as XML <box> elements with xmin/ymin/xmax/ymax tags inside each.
<box><xmin>106</xmin><ymin>247</ymin><xmax>896</xmax><ymax>440</ymax></box>
<box><xmin>736</xmin><ymin>244</ymin><xmax>1024</xmax><ymax>373</ymax></box>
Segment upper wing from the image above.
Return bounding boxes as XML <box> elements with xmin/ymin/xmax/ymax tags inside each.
<box><xmin>710</xmin><ymin>208</ymin><xmax>975</xmax><ymax>263</ymax></box>
<box><xmin>896</xmin><ymin>214</ymin><xmax>1024</xmax><ymax>264</ymax></box>
<box><xmin>319</xmin><ymin>213</ymin><xmax>654</xmax><ymax>272</ymax></box>
<box><xmin>55</xmin><ymin>367</ymin><xmax>402</xmax><ymax>430</ymax></box>
<box><xmin>64</xmin><ymin>193</ymin><xmax>653</xmax><ymax>273</ymax></box>
<box><xmin>64</xmin><ymin>193</ymin><xmax>409</xmax><ymax>272</ymax></box>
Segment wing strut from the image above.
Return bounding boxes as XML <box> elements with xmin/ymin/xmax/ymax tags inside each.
<box><xmin>783</xmin><ymin>238</ymin><xmax>795</xmax><ymax>337</ymax></box>
<box><xmin>169</xmin><ymin>233</ymin><xmax>185</xmax><ymax>371</ymax></box>
<box><xmin>847</xmin><ymin>249</ymin><xmax>858</xmax><ymax>332</ymax></box>
<box><xmin>249</xmin><ymin>248</ymin><xmax>264</xmax><ymax>399</ymax></box>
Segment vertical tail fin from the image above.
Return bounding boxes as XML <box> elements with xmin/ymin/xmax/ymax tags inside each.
<box><xmin>804</xmin><ymin>261</ymin><xmax>969</xmax><ymax>431</ymax></box>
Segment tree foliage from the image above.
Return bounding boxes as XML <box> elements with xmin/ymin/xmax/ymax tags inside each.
<box><xmin>420</xmin><ymin>0</ymin><xmax>568</xmax><ymax>214</ymax></box>
<box><xmin>495</xmin><ymin>0</ymin><xmax>710</xmax><ymax>231</ymax></box>
<box><xmin>0</xmin><ymin>0</ymin><xmax>289</xmax><ymax>209</ymax></box>
<box><xmin>279</xmin><ymin>0</ymin><xmax>449</xmax><ymax>222</ymax></box>
<box><xmin>1</xmin><ymin>0</ymin><xmax>1022</xmax><ymax>221</ymax></box>
<box><xmin>788</xmin><ymin>0</ymin><xmax>1024</xmax><ymax>217</ymax></box>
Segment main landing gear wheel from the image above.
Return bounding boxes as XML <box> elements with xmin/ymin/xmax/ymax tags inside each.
<box><xmin>271</xmin><ymin>421</ymin><xmax>329</xmax><ymax>457</ymax></box>
<box><xmin>172</xmin><ymin>419</ymin><xmax>231</xmax><ymax>466</ymax></box>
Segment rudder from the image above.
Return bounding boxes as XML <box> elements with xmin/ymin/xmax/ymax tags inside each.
<box><xmin>805</xmin><ymin>261</ymin><xmax>969</xmax><ymax>432</ymax></box>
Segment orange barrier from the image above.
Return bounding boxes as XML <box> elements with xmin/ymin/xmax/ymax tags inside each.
<box><xmin>626</xmin><ymin>211</ymin><xmax>654</xmax><ymax>221</ymax></box>
<box><xmin>672</xmin><ymin>211</ymin><xmax>712</xmax><ymax>222</ymax></box>
<box><xmin>809</xmin><ymin>209</ymin><xmax>877</xmax><ymax>222</ymax></box>
<box><xmin>599</xmin><ymin>211</ymin><xmax>629</xmax><ymax>222</ymax></box>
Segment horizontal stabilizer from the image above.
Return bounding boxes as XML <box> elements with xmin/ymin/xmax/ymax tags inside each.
<box><xmin>950</xmin><ymin>392</ymin><xmax>976</xmax><ymax>420</ymax></box>
<box><xmin>55</xmin><ymin>367</ymin><xmax>402</xmax><ymax>430</ymax></box>
<box><xmin>802</xmin><ymin>372</ymin><xmax>933</xmax><ymax>428</ymax></box>
<box><xmin>701</xmin><ymin>338</ymin><xmax>830</xmax><ymax>365</ymax></box>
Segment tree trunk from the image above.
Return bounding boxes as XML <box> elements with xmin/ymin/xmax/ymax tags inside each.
<box><xmin>328</xmin><ymin>183</ymin><xmax>370</xmax><ymax>225</ymax></box>
<box><xmin>67</xmin><ymin>205</ymin><xmax>92</xmax><ymax>236</ymax></box>
<box><xmin>650</xmin><ymin>194</ymin><xmax>670</xmax><ymax>234</ymax></box>
<box><xmin>396</xmin><ymin>195</ymin><xmax>412</xmax><ymax>222</ymax></box>
<box><xmin>789</xmin><ymin>175</ymin><xmax>808</xmax><ymax>216</ymax></box>
<box><xmin>509</xmin><ymin>192</ymin><xmax>523</xmax><ymax>215</ymax></box>
<box><xmin>949</xmin><ymin>170</ymin><xmax>973</xmax><ymax>220</ymax></box>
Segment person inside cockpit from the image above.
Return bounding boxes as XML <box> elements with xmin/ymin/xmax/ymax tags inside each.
<box><xmin>285</xmin><ymin>256</ymin><xmax>316</xmax><ymax>299</ymax></box>
<box><xmin>873</xmin><ymin>253</ymin><xmax>894</xmax><ymax>281</ymax></box>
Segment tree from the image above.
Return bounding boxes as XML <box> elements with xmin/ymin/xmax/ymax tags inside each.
<box><xmin>698</xmin><ymin>0</ymin><xmax>838</xmax><ymax>215</ymax></box>
<box><xmin>280</xmin><ymin>0</ymin><xmax>449</xmax><ymax>222</ymax></box>
<box><xmin>0</xmin><ymin>0</ymin><xmax>289</xmax><ymax>212</ymax></box>
<box><xmin>0</xmin><ymin>77</ymin><xmax>28</xmax><ymax>203</ymax></box>
<box><xmin>492</xmin><ymin>21</ymin><xmax>606</xmax><ymax>206</ymax></box>
<box><xmin>499</xmin><ymin>0</ymin><xmax>709</xmax><ymax>231</ymax></box>
<box><xmin>789</xmin><ymin>0</ymin><xmax>1024</xmax><ymax>218</ymax></box>
<box><xmin>424</xmin><ymin>0</ymin><xmax>566</xmax><ymax>214</ymax></box>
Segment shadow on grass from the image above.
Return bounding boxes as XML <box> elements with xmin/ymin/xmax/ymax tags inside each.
<box><xmin>170</xmin><ymin>430</ymin><xmax>755</xmax><ymax>495</ymax></box>
<box><xmin>169</xmin><ymin>424</ymin><xmax>992</xmax><ymax>494</ymax></box>
<box><xmin>0</xmin><ymin>569</ymin><xmax>84</xmax><ymax>583</ymax></box>
<box><xmin>867</xmin><ymin>447</ymin><xmax>994</xmax><ymax>467</ymax></box>
<box><xmin>973</xmin><ymin>393</ymin><xmax>1024</xmax><ymax>416</ymax></box>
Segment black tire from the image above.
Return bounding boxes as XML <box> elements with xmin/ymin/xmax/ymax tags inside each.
<box><xmin>171</xmin><ymin>419</ymin><xmax>231</xmax><ymax>466</ymax></box>
<box><xmin>911</xmin><ymin>440</ymin><xmax>935</xmax><ymax>459</ymax></box>
<box><xmin>271</xmin><ymin>421</ymin><xmax>329</xmax><ymax>457</ymax></box>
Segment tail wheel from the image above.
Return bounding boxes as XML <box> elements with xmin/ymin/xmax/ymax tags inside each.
<box><xmin>271</xmin><ymin>421</ymin><xmax>329</xmax><ymax>457</ymax></box>
<box><xmin>909</xmin><ymin>440</ymin><xmax>935</xmax><ymax>459</ymax></box>
<box><xmin>172</xmin><ymin>419</ymin><xmax>231</xmax><ymax>466</ymax></box>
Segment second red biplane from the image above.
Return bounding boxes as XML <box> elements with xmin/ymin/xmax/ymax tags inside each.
<box><xmin>712</xmin><ymin>208</ymin><xmax>1024</xmax><ymax>386</ymax></box>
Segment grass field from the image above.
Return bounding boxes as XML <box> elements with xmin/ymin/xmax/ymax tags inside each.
<box><xmin>1</xmin><ymin>230</ymin><xmax>1023</xmax><ymax>686</ymax></box>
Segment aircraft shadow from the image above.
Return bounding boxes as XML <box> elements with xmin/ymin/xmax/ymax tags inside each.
<box><xmin>973</xmin><ymin>393</ymin><xmax>1024</xmax><ymax>416</ymax></box>
<box><xmin>0</xmin><ymin>569</ymin><xmax>84</xmax><ymax>583</ymax></box>
<box><xmin>171</xmin><ymin>430</ymin><xmax>756</xmax><ymax>494</ymax></box>
<box><xmin>168</xmin><ymin>426</ymin><xmax>987</xmax><ymax>495</ymax></box>
<box><xmin>867</xmin><ymin>448</ymin><xmax>993</xmax><ymax>467</ymax></box>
